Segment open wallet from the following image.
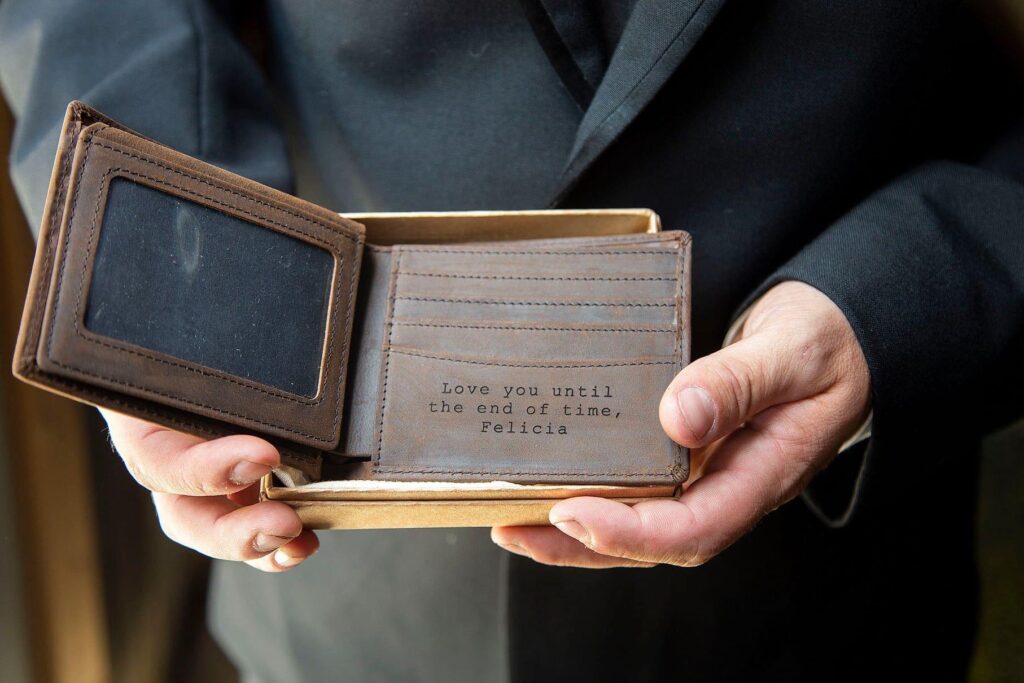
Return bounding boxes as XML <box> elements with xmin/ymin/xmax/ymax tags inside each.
<box><xmin>14</xmin><ymin>102</ymin><xmax>691</xmax><ymax>525</ymax></box>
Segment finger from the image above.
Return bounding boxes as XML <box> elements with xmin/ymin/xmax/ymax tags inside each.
<box><xmin>102</xmin><ymin>409</ymin><xmax>280</xmax><ymax>496</ymax></box>
<box><xmin>548</xmin><ymin>400</ymin><xmax>828</xmax><ymax>566</ymax></box>
<box><xmin>246</xmin><ymin>529</ymin><xmax>320</xmax><ymax>572</ymax></box>
<box><xmin>152</xmin><ymin>492</ymin><xmax>303</xmax><ymax>561</ymax></box>
<box><xmin>492</xmin><ymin>525</ymin><xmax>656</xmax><ymax>569</ymax></box>
<box><xmin>659</xmin><ymin>331</ymin><xmax>834</xmax><ymax>448</ymax></box>
<box><xmin>227</xmin><ymin>481</ymin><xmax>262</xmax><ymax>506</ymax></box>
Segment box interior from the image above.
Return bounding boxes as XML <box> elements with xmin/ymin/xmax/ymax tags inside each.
<box><xmin>347</xmin><ymin>208</ymin><xmax>659</xmax><ymax>244</ymax></box>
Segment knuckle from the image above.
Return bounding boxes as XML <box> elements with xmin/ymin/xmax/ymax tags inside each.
<box><xmin>793</xmin><ymin>337</ymin><xmax>834</xmax><ymax>386</ymax></box>
<box><xmin>181</xmin><ymin>470</ymin><xmax>218</xmax><ymax>496</ymax></box>
<box><xmin>121</xmin><ymin>446</ymin><xmax>216</xmax><ymax>496</ymax></box>
<box><xmin>711</xmin><ymin>357</ymin><xmax>758</xmax><ymax>422</ymax></box>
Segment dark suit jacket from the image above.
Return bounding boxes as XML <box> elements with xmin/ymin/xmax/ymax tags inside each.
<box><xmin>2</xmin><ymin>1</ymin><xmax>1022</xmax><ymax>681</ymax></box>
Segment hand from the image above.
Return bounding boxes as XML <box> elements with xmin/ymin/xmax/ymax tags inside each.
<box><xmin>492</xmin><ymin>281</ymin><xmax>871</xmax><ymax>568</ymax></box>
<box><xmin>101</xmin><ymin>409</ymin><xmax>319</xmax><ymax>572</ymax></box>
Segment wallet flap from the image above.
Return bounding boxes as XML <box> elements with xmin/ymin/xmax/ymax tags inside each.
<box><xmin>16</xmin><ymin>102</ymin><xmax>364</xmax><ymax>451</ymax></box>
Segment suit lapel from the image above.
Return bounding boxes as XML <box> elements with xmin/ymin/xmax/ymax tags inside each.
<box><xmin>518</xmin><ymin>0</ymin><xmax>608</xmax><ymax>111</ymax></box>
<box><xmin>549</xmin><ymin>0</ymin><xmax>728</xmax><ymax>205</ymax></box>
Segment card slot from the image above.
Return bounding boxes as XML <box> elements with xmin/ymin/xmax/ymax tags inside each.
<box><xmin>398</xmin><ymin>246</ymin><xmax>679</xmax><ymax>278</ymax></box>
<box><xmin>392</xmin><ymin>295</ymin><xmax>678</xmax><ymax>326</ymax></box>
<box><xmin>396</xmin><ymin>269</ymin><xmax>678</xmax><ymax>299</ymax></box>
<box><xmin>389</xmin><ymin>318</ymin><xmax>677</xmax><ymax>360</ymax></box>
<box><xmin>373</xmin><ymin>346</ymin><xmax>684</xmax><ymax>484</ymax></box>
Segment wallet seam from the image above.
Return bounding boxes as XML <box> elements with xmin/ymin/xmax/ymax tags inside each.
<box><xmin>391</xmin><ymin>321</ymin><xmax>674</xmax><ymax>333</ymax></box>
<box><xmin>385</xmin><ymin>348</ymin><xmax>675</xmax><ymax>369</ymax></box>
<box><xmin>398</xmin><ymin>248</ymin><xmax>676</xmax><ymax>256</ymax></box>
<box><xmin>372</xmin><ymin>247</ymin><xmax>404</xmax><ymax>472</ymax></box>
<box><xmin>59</xmin><ymin>166</ymin><xmax>341</xmax><ymax>402</ymax></box>
<box><xmin>43</xmin><ymin>129</ymin><xmax>355</xmax><ymax>445</ymax></box>
<box><xmin>672</xmin><ymin>232</ymin><xmax>686</xmax><ymax>476</ymax></box>
<box><xmin>362</xmin><ymin>233</ymin><xmax>673</xmax><ymax>253</ymax></box>
<box><xmin>23</xmin><ymin>117</ymin><xmax>80</xmax><ymax>372</ymax></box>
<box><xmin>395</xmin><ymin>296</ymin><xmax>675</xmax><ymax>307</ymax></box>
<box><xmin>400</xmin><ymin>272</ymin><xmax>676</xmax><ymax>281</ymax></box>
<box><xmin>90</xmin><ymin>140</ymin><xmax>356</xmax><ymax>248</ymax></box>
<box><xmin>55</xmin><ymin>155</ymin><xmax>339</xmax><ymax>405</ymax></box>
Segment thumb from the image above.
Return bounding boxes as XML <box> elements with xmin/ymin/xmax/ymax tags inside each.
<box><xmin>659</xmin><ymin>332</ymin><xmax>830</xmax><ymax>448</ymax></box>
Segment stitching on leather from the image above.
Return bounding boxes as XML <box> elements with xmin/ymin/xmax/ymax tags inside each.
<box><xmin>374</xmin><ymin>248</ymin><xmax>403</xmax><ymax>469</ymax></box>
<box><xmin>392</xmin><ymin>321</ymin><xmax>674</xmax><ymax>333</ymax></box>
<box><xmin>93</xmin><ymin>143</ymin><xmax>346</xmax><ymax>250</ymax></box>
<box><xmin>43</xmin><ymin>130</ymin><xmax>354</xmax><ymax>444</ymax></box>
<box><xmin>400</xmin><ymin>248</ymin><xmax>675</xmax><ymax>256</ymax></box>
<box><xmin>673</xmin><ymin>235</ymin><xmax>686</xmax><ymax>473</ymax></box>
<box><xmin>374</xmin><ymin>245</ymin><xmax>678</xmax><ymax>477</ymax></box>
<box><xmin>396</xmin><ymin>296</ymin><xmax>674</xmax><ymax>307</ymax></box>
<box><xmin>89</xmin><ymin>139</ymin><xmax>359</xmax><ymax>245</ymax></box>
<box><xmin>47</xmin><ymin>354</ymin><xmax>334</xmax><ymax>440</ymax></box>
<box><xmin>400</xmin><ymin>271</ymin><xmax>675</xmax><ymax>282</ymax></box>
<box><xmin>63</xmin><ymin>166</ymin><xmax>338</xmax><ymax>404</ymax></box>
<box><xmin>337</xmin><ymin>218</ymin><xmax>361</xmax><ymax>444</ymax></box>
<box><xmin>361</xmin><ymin>234</ymin><xmax>673</xmax><ymax>257</ymax></box>
<box><xmin>376</xmin><ymin>233</ymin><xmax>671</xmax><ymax>249</ymax></box>
<box><xmin>374</xmin><ymin>468</ymin><xmax>670</xmax><ymax>477</ymax></box>
<box><xmin>386</xmin><ymin>348</ymin><xmax>674</xmax><ymax>368</ymax></box>
<box><xmin>374</xmin><ymin>246</ymin><xmax>680</xmax><ymax>479</ymax></box>
<box><xmin>26</xmin><ymin>121</ymin><xmax>77</xmax><ymax>365</ymax></box>
<box><xmin>26</xmin><ymin>370</ymin><xmax>320</xmax><ymax>469</ymax></box>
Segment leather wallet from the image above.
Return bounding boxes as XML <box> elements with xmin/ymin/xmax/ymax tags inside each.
<box><xmin>14</xmin><ymin>102</ymin><xmax>691</xmax><ymax>488</ymax></box>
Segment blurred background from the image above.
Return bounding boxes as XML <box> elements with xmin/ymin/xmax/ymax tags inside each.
<box><xmin>0</xmin><ymin>97</ymin><xmax>236</xmax><ymax>682</ymax></box>
<box><xmin>1</xmin><ymin>7</ymin><xmax>1023</xmax><ymax>681</ymax></box>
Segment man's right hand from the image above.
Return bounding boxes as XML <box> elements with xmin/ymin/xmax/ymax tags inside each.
<box><xmin>100</xmin><ymin>409</ymin><xmax>319</xmax><ymax>572</ymax></box>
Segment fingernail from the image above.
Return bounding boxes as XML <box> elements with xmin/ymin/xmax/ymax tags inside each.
<box><xmin>230</xmin><ymin>460</ymin><xmax>272</xmax><ymax>486</ymax></box>
<box><xmin>496</xmin><ymin>542</ymin><xmax>531</xmax><ymax>558</ymax></box>
<box><xmin>274</xmin><ymin>549</ymin><xmax>303</xmax><ymax>568</ymax></box>
<box><xmin>676</xmin><ymin>387</ymin><xmax>715</xmax><ymax>441</ymax></box>
<box><xmin>253</xmin><ymin>533</ymin><xmax>293</xmax><ymax>554</ymax></box>
<box><xmin>553</xmin><ymin>519</ymin><xmax>592</xmax><ymax>547</ymax></box>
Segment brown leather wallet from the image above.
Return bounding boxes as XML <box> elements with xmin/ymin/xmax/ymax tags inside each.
<box><xmin>14</xmin><ymin>102</ymin><xmax>691</xmax><ymax>488</ymax></box>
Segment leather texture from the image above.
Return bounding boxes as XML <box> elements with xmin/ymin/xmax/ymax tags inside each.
<box><xmin>15</xmin><ymin>102</ymin><xmax>690</xmax><ymax>486</ymax></box>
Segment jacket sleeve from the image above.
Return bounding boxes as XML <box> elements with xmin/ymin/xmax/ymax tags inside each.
<box><xmin>0</xmin><ymin>0</ymin><xmax>292</xmax><ymax>233</ymax></box>
<box><xmin>740</xmin><ymin>106</ymin><xmax>1024</xmax><ymax>526</ymax></box>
